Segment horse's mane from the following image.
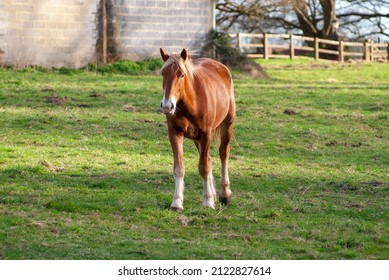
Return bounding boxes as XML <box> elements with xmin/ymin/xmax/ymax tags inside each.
<box><xmin>161</xmin><ymin>52</ymin><xmax>198</xmax><ymax>82</ymax></box>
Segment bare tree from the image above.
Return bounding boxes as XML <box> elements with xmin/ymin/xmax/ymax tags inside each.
<box><xmin>292</xmin><ymin>0</ymin><xmax>336</xmax><ymax>38</ymax></box>
<box><xmin>216</xmin><ymin>0</ymin><xmax>389</xmax><ymax>40</ymax></box>
<box><xmin>337</xmin><ymin>0</ymin><xmax>389</xmax><ymax>39</ymax></box>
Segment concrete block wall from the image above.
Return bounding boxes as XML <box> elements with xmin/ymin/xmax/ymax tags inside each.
<box><xmin>0</xmin><ymin>0</ymin><xmax>213</xmax><ymax>67</ymax></box>
<box><xmin>114</xmin><ymin>0</ymin><xmax>213</xmax><ymax>60</ymax></box>
<box><xmin>0</xmin><ymin>1</ymin><xmax>7</xmax><ymax>65</ymax></box>
<box><xmin>1</xmin><ymin>0</ymin><xmax>98</xmax><ymax>68</ymax></box>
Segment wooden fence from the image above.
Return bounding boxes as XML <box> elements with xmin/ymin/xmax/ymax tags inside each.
<box><xmin>230</xmin><ymin>33</ymin><xmax>389</xmax><ymax>62</ymax></box>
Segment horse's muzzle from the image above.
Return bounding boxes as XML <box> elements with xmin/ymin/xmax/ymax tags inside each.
<box><xmin>161</xmin><ymin>99</ymin><xmax>175</xmax><ymax>115</ymax></box>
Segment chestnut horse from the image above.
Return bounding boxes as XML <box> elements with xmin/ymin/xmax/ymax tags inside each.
<box><xmin>159</xmin><ymin>48</ymin><xmax>235</xmax><ymax>211</ymax></box>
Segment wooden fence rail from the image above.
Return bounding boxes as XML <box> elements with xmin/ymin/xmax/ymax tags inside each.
<box><xmin>230</xmin><ymin>33</ymin><xmax>389</xmax><ymax>62</ymax></box>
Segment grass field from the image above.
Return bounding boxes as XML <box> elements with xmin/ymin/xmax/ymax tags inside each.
<box><xmin>0</xmin><ymin>59</ymin><xmax>388</xmax><ymax>259</ymax></box>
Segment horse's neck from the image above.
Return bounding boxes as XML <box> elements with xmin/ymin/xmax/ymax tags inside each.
<box><xmin>182</xmin><ymin>77</ymin><xmax>197</xmax><ymax>114</ymax></box>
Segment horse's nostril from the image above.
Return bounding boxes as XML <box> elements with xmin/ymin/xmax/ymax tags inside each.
<box><xmin>160</xmin><ymin>102</ymin><xmax>163</xmax><ymax>108</ymax></box>
<box><xmin>170</xmin><ymin>103</ymin><xmax>174</xmax><ymax>110</ymax></box>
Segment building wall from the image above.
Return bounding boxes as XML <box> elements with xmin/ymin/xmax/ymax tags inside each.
<box><xmin>0</xmin><ymin>0</ymin><xmax>213</xmax><ymax>67</ymax></box>
<box><xmin>0</xmin><ymin>0</ymin><xmax>97</xmax><ymax>68</ymax></box>
<box><xmin>114</xmin><ymin>0</ymin><xmax>212</xmax><ymax>60</ymax></box>
<box><xmin>0</xmin><ymin>1</ymin><xmax>5</xmax><ymax>66</ymax></box>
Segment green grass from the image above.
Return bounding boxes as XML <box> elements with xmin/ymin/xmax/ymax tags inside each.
<box><xmin>0</xmin><ymin>60</ymin><xmax>388</xmax><ymax>259</ymax></box>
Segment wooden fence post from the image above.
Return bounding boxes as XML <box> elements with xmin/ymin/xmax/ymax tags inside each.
<box><xmin>364</xmin><ymin>40</ymin><xmax>368</xmax><ymax>61</ymax></box>
<box><xmin>314</xmin><ymin>37</ymin><xmax>319</xmax><ymax>60</ymax></box>
<box><xmin>101</xmin><ymin>0</ymin><xmax>107</xmax><ymax>64</ymax></box>
<box><xmin>339</xmin><ymin>41</ymin><xmax>344</xmax><ymax>62</ymax></box>
<box><xmin>386</xmin><ymin>43</ymin><xmax>389</xmax><ymax>60</ymax></box>
<box><xmin>236</xmin><ymin>33</ymin><xmax>241</xmax><ymax>50</ymax></box>
<box><xmin>290</xmin><ymin>34</ymin><xmax>294</xmax><ymax>59</ymax></box>
<box><xmin>264</xmin><ymin>33</ymin><xmax>269</xmax><ymax>59</ymax></box>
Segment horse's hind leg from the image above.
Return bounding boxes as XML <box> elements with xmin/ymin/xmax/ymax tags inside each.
<box><xmin>219</xmin><ymin>122</ymin><xmax>233</xmax><ymax>204</ymax></box>
<box><xmin>198</xmin><ymin>133</ymin><xmax>217</xmax><ymax>208</ymax></box>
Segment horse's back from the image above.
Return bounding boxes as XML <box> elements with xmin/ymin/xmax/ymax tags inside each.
<box><xmin>194</xmin><ymin>58</ymin><xmax>232</xmax><ymax>85</ymax></box>
<box><xmin>193</xmin><ymin>57</ymin><xmax>234</xmax><ymax>102</ymax></box>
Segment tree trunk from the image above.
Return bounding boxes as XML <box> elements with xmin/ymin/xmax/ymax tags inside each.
<box><xmin>292</xmin><ymin>0</ymin><xmax>317</xmax><ymax>38</ymax></box>
<box><xmin>320</xmin><ymin>0</ymin><xmax>336</xmax><ymax>38</ymax></box>
<box><xmin>292</xmin><ymin>0</ymin><xmax>336</xmax><ymax>39</ymax></box>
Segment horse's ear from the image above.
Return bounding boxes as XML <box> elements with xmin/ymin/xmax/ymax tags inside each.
<box><xmin>181</xmin><ymin>48</ymin><xmax>188</xmax><ymax>61</ymax></box>
<box><xmin>160</xmin><ymin>48</ymin><xmax>169</xmax><ymax>62</ymax></box>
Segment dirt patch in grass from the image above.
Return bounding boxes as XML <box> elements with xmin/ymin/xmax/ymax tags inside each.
<box><xmin>45</xmin><ymin>95</ymin><xmax>67</xmax><ymax>105</ymax></box>
<box><xmin>122</xmin><ymin>104</ymin><xmax>136</xmax><ymax>112</ymax></box>
<box><xmin>44</xmin><ymin>91</ymin><xmax>79</xmax><ymax>106</ymax></box>
<box><xmin>284</xmin><ymin>109</ymin><xmax>298</xmax><ymax>116</ymax></box>
<box><xmin>90</xmin><ymin>92</ymin><xmax>105</xmax><ymax>98</ymax></box>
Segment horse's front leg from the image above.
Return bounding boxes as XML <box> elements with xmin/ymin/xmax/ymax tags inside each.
<box><xmin>198</xmin><ymin>133</ymin><xmax>216</xmax><ymax>208</ymax></box>
<box><xmin>169</xmin><ymin>130</ymin><xmax>185</xmax><ymax>212</ymax></box>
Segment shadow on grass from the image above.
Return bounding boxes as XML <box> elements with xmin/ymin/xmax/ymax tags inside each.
<box><xmin>2</xmin><ymin>164</ymin><xmax>388</xmax><ymax>214</ymax></box>
<box><xmin>0</xmin><ymin>165</ymin><xmax>174</xmax><ymax>213</ymax></box>
<box><xmin>1</xmin><ymin>164</ymin><xmax>388</xmax><ymax>260</ymax></box>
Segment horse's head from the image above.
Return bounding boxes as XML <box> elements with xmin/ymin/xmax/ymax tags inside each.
<box><xmin>159</xmin><ymin>48</ymin><xmax>191</xmax><ymax>115</ymax></box>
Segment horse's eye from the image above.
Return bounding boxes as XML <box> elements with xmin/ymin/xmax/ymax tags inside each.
<box><xmin>181</xmin><ymin>74</ymin><xmax>185</xmax><ymax>78</ymax></box>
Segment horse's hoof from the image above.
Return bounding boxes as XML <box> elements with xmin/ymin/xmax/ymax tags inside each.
<box><xmin>219</xmin><ymin>195</ymin><xmax>232</xmax><ymax>205</ymax></box>
<box><xmin>203</xmin><ymin>197</ymin><xmax>216</xmax><ymax>209</ymax></box>
<box><xmin>170</xmin><ymin>206</ymin><xmax>184</xmax><ymax>213</ymax></box>
<box><xmin>202</xmin><ymin>202</ymin><xmax>215</xmax><ymax>209</ymax></box>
